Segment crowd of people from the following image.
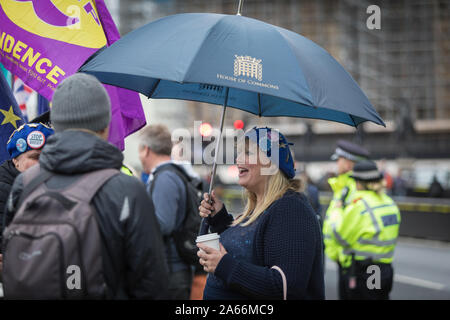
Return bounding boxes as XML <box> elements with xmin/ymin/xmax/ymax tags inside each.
<box><xmin>0</xmin><ymin>73</ymin><xmax>402</xmax><ymax>300</ymax></box>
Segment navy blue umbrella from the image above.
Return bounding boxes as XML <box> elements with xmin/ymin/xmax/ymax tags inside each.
<box><xmin>81</xmin><ymin>12</ymin><xmax>384</xmax><ymax>127</ymax></box>
<box><xmin>80</xmin><ymin>10</ymin><xmax>385</xmax><ymax>234</ymax></box>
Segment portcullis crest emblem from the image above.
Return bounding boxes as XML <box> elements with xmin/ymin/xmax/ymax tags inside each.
<box><xmin>234</xmin><ymin>55</ymin><xmax>262</xmax><ymax>81</ymax></box>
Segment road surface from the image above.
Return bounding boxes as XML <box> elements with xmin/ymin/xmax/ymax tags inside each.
<box><xmin>324</xmin><ymin>237</ymin><xmax>450</xmax><ymax>300</ymax></box>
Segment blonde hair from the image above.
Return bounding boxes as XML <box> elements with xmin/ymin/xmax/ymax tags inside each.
<box><xmin>359</xmin><ymin>179</ymin><xmax>386</xmax><ymax>195</ymax></box>
<box><xmin>233</xmin><ymin>169</ymin><xmax>302</xmax><ymax>227</ymax></box>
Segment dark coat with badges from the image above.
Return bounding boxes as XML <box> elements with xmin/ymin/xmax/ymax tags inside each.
<box><xmin>3</xmin><ymin>131</ymin><xmax>170</xmax><ymax>299</ymax></box>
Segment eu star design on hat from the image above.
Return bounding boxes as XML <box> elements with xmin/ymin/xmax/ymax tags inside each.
<box><xmin>245</xmin><ymin>127</ymin><xmax>296</xmax><ymax>179</ymax></box>
<box><xmin>6</xmin><ymin>123</ymin><xmax>54</xmax><ymax>159</ymax></box>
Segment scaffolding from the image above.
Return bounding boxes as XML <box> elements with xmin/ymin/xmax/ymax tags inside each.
<box><xmin>116</xmin><ymin>0</ymin><xmax>450</xmax><ymax>132</ymax></box>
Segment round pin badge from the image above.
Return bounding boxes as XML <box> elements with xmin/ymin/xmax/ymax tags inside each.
<box><xmin>26</xmin><ymin>131</ymin><xmax>46</xmax><ymax>149</ymax></box>
<box><xmin>16</xmin><ymin>138</ymin><xmax>27</xmax><ymax>153</ymax></box>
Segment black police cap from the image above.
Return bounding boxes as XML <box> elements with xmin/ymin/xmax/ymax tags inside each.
<box><xmin>351</xmin><ymin>160</ymin><xmax>383</xmax><ymax>182</ymax></box>
<box><xmin>331</xmin><ymin>140</ymin><xmax>369</xmax><ymax>162</ymax></box>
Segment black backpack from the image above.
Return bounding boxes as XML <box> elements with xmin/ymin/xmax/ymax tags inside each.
<box><xmin>2</xmin><ymin>165</ymin><xmax>119</xmax><ymax>299</ymax></box>
<box><xmin>150</xmin><ymin>163</ymin><xmax>203</xmax><ymax>267</ymax></box>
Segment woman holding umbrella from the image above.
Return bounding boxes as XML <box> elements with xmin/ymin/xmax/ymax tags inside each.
<box><xmin>197</xmin><ymin>127</ymin><xmax>324</xmax><ymax>300</ymax></box>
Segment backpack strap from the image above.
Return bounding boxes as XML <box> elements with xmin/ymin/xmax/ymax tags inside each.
<box><xmin>158</xmin><ymin>163</ymin><xmax>191</xmax><ymax>182</ymax></box>
<box><xmin>17</xmin><ymin>167</ymin><xmax>120</xmax><ymax>211</ymax></box>
<box><xmin>16</xmin><ymin>165</ymin><xmax>54</xmax><ymax>211</ymax></box>
<box><xmin>155</xmin><ymin>163</ymin><xmax>192</xmax><ymax>209</ymax></box>
<box><xmin>62</xmin><ymin>169</ymin><xmax>120</xmax><ymax>203</ymax></box>
<box><xmin>149</xmin><ymin>164</ymin><xmax>189</xmax><ymax>233</ymax></box>
<box><xmin>148</xmin><ymin>164</ymin><xmax>188</xmax><ymax>272</ymax></box>
<box><xmin>149</xmin><ymin>163</ymin><xmax>190</xmax><ymax>200</ymax></box>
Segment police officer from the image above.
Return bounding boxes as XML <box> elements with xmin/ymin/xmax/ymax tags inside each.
<box><xmin>322</xmin><ymin>140</ymin><xmax>369</xmax><ymax>298</ymax></box>
<box><xmin>330</xmin><ymin>160</ymin><xmax>401</xmax><ymax>300</ymax></box>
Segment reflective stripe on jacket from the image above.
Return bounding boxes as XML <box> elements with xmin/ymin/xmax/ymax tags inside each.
<box><xmin>331</xmin><ymin>190</ymin><xmax>401</xmax><ymax>268</ymax></box>
<box><xmin>323</xmin><ymin>172</ymin><xmax>356</xmax><ymax>261</ymax></box>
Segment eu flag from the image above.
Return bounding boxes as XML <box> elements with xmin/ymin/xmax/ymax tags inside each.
<box><xmin>37</xmin><ymin>94</ymin><xmax>50</xmax><ymax>117</ymax></box>
<box><xmin>0</xmin><ymin>72</ymin><xmax>25</xmax><ymax>164</ymax></box>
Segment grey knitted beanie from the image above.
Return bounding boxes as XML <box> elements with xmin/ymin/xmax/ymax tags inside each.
<box><xmin>51</xmin><ymin>73</ymin><xmax>111</xmax><ymax>132</ymax></box>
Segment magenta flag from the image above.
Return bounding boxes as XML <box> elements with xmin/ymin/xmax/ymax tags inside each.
<box><xmin>0</xmin><ymin>0</ymin><xmax>146</xmax><ymax>149</ymax></box>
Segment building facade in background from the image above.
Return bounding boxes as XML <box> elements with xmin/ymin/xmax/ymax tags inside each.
<box><xmin>114</xmin><ymin>0</ymin><xmax>449</xmax><ymax>165</ymax></box>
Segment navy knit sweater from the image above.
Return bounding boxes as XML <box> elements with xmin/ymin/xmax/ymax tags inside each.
<box><xmin>208</xmin><ymin>190</ymin><xmax>325</xmax><ymax>300</ymax></box>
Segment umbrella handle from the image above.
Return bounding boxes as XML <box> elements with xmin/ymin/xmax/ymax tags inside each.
<box><xmin>198</xmin><ymin>179</ymin><xmax>215</xmax><ymax>235</ymax></box>
<box><xmin>199</xmin><ymin>217</ymin><xmax>210</xmax><ymax>236</ymax></box>
<box><xmin>198</xmin><ymin>184</ymin><xmax>216</xmax><ymax>235</ymax></box>
<box><xmin>198</xmin><ymin>88</ymin><xmax>229</xmax><ymax>236</ymax></box>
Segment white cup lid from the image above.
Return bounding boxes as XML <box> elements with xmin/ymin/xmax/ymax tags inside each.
<box><xmin>196</xmin><ymin>232</ymin><xmax>220</xmax><ymax>242</ymax></box>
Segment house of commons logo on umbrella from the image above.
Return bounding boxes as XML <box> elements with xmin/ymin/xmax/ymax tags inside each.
<box><xmin>215</xmin><ymin>54</ymin><xmax>279</xmax><ymax>91</ymax></box>
<box><xmin>234</xmin><ymin>55</ymin><xmax>262</xmax><ymax>81</ymax></box>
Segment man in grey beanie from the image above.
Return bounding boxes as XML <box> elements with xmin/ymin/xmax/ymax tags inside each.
<box><xmin>50</xmin><ymin>73</ymin><xmax>112</xmax><ymax>134</ymax></box>
<box><xmin>4</xmin><ymin>73</ymin><xmax>169</xmax><ymax>299</ymax></box>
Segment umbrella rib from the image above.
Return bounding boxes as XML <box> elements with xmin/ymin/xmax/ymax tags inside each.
<box><xmin>349</xmin><ymin>114</ymin><xmax>357</xmax><ymax>127</ymax></box>
<box><xmin>274</xmin><ymin>28</ymin><xmax>383</xmax><ymax>128</ymax></box>
<box><xmin>272</xmin><ymin>27</ymin><xmax>314</xmax><ymax>107</ymax></box>
<box><xmin>257</xmin><ymin>93</ymin><xmax>261</xmax><ymax>117</ymax></box>
<box><xmin>147</xmin><ymin>79</ymin><xmax>161</xmax><ymax>98</ymax></box>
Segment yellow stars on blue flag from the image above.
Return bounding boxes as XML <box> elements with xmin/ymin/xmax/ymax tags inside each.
<box><xmin>0</xmin><ymin>70</ymin><xmax>25</xmax><ymax>162</ymax></box>
<box><xmin>0</xmin><ymin>105</ymin><xmax>22</xmax><ymax>129</ymax></box>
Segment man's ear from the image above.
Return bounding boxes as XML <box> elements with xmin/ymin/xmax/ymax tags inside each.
<box><xmin>145</xmin><ymin>146</ymin><xmax>151</xmax><ymax>157</ymax></box>
<box><xmin>12</xmin><ymin>157</ymin><xmax>19</xmax><ymax>170</ymax></box>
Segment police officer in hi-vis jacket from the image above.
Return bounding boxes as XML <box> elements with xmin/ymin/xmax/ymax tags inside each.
<box><xmin>322</xmin><ymin>140</ymin><xmax>369</xmax><ymax>299</ymax></box>
<box><xmin>328</xmin><ymin>160</ymin><xmax>400</xmax><ymax>300</ymax></box>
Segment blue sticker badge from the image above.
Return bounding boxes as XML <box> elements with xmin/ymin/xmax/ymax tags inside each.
<box><xmin>16</xmin><ymin>138</ymin><xmax>27</xmax><ymax>153</ymax></box>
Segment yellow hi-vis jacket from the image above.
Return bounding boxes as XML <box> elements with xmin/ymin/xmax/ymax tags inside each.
<box><xmin>330</xmin><ymin>190</ymin><xmax>401</xmax><ymax>269</ymax></box>
<box><xmin>120</xmin><ymin>165</ymin><xmax>134</xmax><ymax>176</ymax></box>
<box><xmin>323</xmin><ymin>172</ymin><xmax>357</xmax><ymax>261</ymax></box>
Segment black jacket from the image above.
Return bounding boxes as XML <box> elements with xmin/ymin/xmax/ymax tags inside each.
<box><xmin>3</xmin><ymin>131</ymin><xmax>169</xmax><ymax>299</ymax></box>
<box><xmin>0</xmin><ymin>160</ymin><xmax>20</xmax><ymax>230</ymax></box>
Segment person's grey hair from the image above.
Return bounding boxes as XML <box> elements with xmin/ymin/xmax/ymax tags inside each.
<box><xmin>139</xmin><ymin>124</ymin><xmax>173</xmax><ymax>156</ymax></box>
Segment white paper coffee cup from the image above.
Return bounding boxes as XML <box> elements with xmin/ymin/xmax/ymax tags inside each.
<box><xmin>196</xmin><ymin>233</ymin><xmax>220</xmax><ymax>252</ymax></box>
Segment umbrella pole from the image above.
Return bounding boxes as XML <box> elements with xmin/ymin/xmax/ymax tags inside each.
<box><xmin>258</xmin><ymin>116</ymin><xmax>264</xmax><ymax>127</ymax></box>
<box><xmin>208</xmin><ymin>97</ymin><xmax>228</xmax><ymax>195</ymax></box>
<box><xmin>237</xmin><ymin>0</ymin><xmax>244</xmax><ymax>15</ymax></box>
<box><xmin>199</xmin><ymin>87</ymin><xmax>229</xmax><ymax>235</ymax></box>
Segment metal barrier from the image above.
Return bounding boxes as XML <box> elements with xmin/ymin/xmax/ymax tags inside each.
<box><xmin>319</xmin><ymin>193</ymin><xmax>450</xmax><ymax>242</ymax></box>
<box><xmin>222</xmin><ymin>188</ymin><xmax>450</xmax><ymax>242</ymax></box>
